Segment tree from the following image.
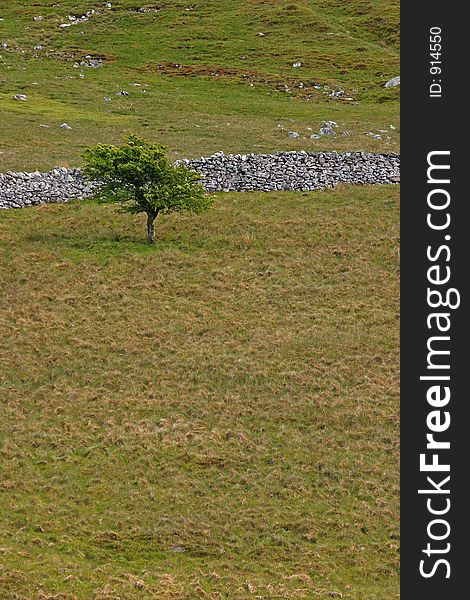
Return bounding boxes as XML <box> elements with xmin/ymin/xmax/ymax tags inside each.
<box><xmin>82</xmin><ymin>135</ymin><xmax>212</xmax><ymax>244</ymax></box>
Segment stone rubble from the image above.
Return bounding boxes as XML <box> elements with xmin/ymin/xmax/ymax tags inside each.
<box><xmin>0</xmin><ymin>151</ymin><xmax>400</xmax><ymax>210</ymax></box>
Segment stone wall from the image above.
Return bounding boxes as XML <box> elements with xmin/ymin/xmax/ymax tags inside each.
<box><xmin>0</xmin><ymin>151</ymin><xmax>400</xmax><ymax>210</ymax></box>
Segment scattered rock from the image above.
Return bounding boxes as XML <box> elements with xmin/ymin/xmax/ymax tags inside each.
<box><xmin>133</xmin><ymin>5</ymin><xmax>165</xmax><ymax>13</ymax></box>
<box><xmin>319</xmin><ymin>121</ymin><xmax>337</xmax><ymax>136</ymax></box>
<box><xmin>74</xmin><ymin>57</ymin><xmax>103</xmax><ymax>68</ymax></box>
<box><xmin>328</xmin><ymin>89</ymin><xmax>344</xmax><ymax>99</ymax></box>
<box><xmin>13</xmin><ymin>94</ymin><xmax>28</xmax><ymax>101</ymax></box>
<box><xmin>117</xmin><ymin>90</ymin><xmax>129</xmax><ymax>96</ymax></box>
<box><xmin>288</xmin><ymin>131</ymin><xmax>300</xmax><ymax>139</ymax></box>
<box><xmin>310</xmin><ymin>134</ymin><xmax>320</xmax><ymax>140</ymax></box>
<box><xmin>60</xmin><ymin>123</ymin><xmax>72</xmax><ymax>129</ymax></box>
<box><xmin>292</xmin><ymin>61</ymin><xmax>302</xmax><ymax>68</ymax></box>
<box><xmin>384</xmin><ymin>76</ymin><xmax>400</xmax><ymax>88</ymax></box>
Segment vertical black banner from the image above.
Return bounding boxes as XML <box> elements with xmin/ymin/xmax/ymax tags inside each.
<box><xmin>401</xmin><ymin>3</ymin><xmax>468</xmax><ymax>598</ymax></box>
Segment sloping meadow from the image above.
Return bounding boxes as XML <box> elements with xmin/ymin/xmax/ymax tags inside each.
<box><xmin>0</xmin><ymin>0</ymin><xmax>399</xmax><ymax>171</ymax></box>
<box><xmin>0</xmin><ymin>186</ymin><xmax>399</xmax><ymax>598</ymax></box>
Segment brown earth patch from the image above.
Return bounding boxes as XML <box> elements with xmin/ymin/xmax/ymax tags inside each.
<box><xmin>142</xmin><ymin>61</ymin><xmax>352</xmax><ymax>101</ymax></box>
<box><xmin>43</xmin><ymin>49</ymin><xmax>117</xmax><ymax>64</ymax></box>
<box><xmin>147</xmin><ymin>61</ymin><xmax>273</xmax><ymax>80</ymax></box>
<box><xmin>128</xmin><ymin>3</ymin><xmax>167</xmax><ymax>13</ymax></box>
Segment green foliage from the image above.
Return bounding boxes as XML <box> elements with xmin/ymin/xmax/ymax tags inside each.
<box><xmin>82</xmin><ymin>135</ymin><xmax>212</xmax><ymax>242</ymax></box>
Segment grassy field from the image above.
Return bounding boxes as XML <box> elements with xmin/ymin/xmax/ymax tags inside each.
<box><xmin>1</xmin><ymin>0</ymin><xmax>399</xmax><ymax>171</ymax></box>
<box><xmin>0</xmin><ymin>187</ymin><xmax>399</xmax><ymax>599</ymax></box>
<box><xmin>1</xmin><ymin>1</ymin><xmax>400</xmax><ymax>598</ymax></box>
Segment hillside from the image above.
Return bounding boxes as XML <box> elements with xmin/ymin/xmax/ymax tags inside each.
<box><xmin>0</xmin><ymin>0</ymin><xmax>399</xmax><ymax>171</ymax></box>
<box><xmin>0</xmin><ymin>3</ymin><xmax>400</xmax><ymax>599</ymax></box>
<box><xmin>0</xmin><ymin>187</ymin><xmax>400</xmax><ymax>599</ymax></box>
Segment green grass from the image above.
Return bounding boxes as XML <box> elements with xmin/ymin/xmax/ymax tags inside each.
<box><xmin>0</xmin><ymin>0</ymin><xmax>399</xmax><ymax>171</ymax></box>
<box><xmin>0</xmin><ymin>187</ymin><xmax>399</xmax><ymax>599</ymax></box>
<box><xmin>1</xmin><ymin>2</ymin><xmax>400</xmax><ymax>597</ymax></box>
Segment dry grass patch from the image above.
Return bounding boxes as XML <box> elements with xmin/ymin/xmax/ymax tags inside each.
<box><xmin>0</xmin><ymin>186</ymin><xmax>399</xmax><ymax>598</ymax></box>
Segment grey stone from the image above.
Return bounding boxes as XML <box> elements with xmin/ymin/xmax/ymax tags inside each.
<box><xmin>384</xmin><ymin>76</ymin><xmax>400</xmax><ymax>88</ymax></box>
<box><xmin>319</xmin><ymin>121</ymin><xmax>337</xmax><ymax>136</ymax></box>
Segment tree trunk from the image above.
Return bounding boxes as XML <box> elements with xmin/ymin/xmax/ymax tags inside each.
<box><xmin>147</xmin><ymin>212</ymin><xmax>156</xmax><ymax>244</ymax></box>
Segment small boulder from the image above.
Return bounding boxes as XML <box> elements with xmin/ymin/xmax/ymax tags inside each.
<box><xmin>319</xmin><ymin>121</ymin><xmax>337</xmax><ymax>136</ymax></box>
<box><xmin>384</xmin><ymin>76</ymin><xmax>400</xmax><ymax>88</ymax></box>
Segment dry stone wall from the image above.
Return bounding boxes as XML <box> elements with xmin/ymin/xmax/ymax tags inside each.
<box><xmin>0</xmin><ymin>151</ymin><xmax>400</xmax><ymax>210</ymax></box>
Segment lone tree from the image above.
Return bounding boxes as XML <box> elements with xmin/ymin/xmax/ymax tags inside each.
<box><xmin>82</xmin><ymin>135</ymin><xmax>212</xmax><ymax>243</ymax></box>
